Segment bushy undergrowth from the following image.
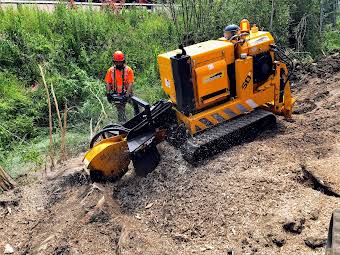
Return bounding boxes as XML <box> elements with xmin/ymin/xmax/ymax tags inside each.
<box><xmin>324</xmin><ymin>21</ymin><xmax>340</xmax><ymax>54</ymax></box>
<box><xmin>0</xmin><ymin>72</ymin><xmax>38</xmax><ymax>146</ymax></box>
<box><xmin>0</xmin><ymin>131</ymin><xmax>90</xmax><ymax>178</ymax></box>
<box><xmin>0</xmin><ymin>6</ymin><xmax>178</xmax><ymax>175</ymax></box>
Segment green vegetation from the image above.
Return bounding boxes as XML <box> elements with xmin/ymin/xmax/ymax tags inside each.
<box><xmin>324</xmin><ymin>20</ymin><xmax>340</xmax><ymax>54</ymax></box>
<box><xmin>0</xmin><ymin>2</ymin><xmax>338</xmax><ymax>177</ymax></box>
<box><xmin>0</xmin><ymin>6</ymin><xmax>178</xmax><ymax>176</ymax></box>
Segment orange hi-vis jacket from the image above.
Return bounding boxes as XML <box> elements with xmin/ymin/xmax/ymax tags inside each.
<box><xmin>104</xmin><ymin>65</ymin><xmax>134</xmax><ymax>94</ymax></box>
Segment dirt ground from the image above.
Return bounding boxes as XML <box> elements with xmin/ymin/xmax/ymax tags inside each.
<box><xmin>0</xmin><ymin>54</ymin><xmax>339</xmax><ymax>255</ymax></box>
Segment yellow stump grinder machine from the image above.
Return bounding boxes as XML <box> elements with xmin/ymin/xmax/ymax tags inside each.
<box><xmin>84</xmin><ymin>19</ymin><xmax>295</xmax><ymax>181</ymax></box>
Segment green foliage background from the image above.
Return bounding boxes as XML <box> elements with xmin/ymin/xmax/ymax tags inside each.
<box><xmin>0</xmin><ymin>2</ymin><xmax>338</xmax><ymax>177</ymax></box>
<box><xmin>0</xmin><ymin>6</ymin><xmax>178</xmax><ymax>176</ymax></box>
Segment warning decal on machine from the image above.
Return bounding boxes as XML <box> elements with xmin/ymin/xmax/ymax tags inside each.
<box><xmin>203</xmin><ymin>72</ymin><xmax>223</xmax><ymax>84</ymax></box>
<box><xmin>248</xmin><ymin>36</ymin><xmax>270</xmax><ymax>47</ymax></box>
<box><xmin>165</xmin><ymin>78</ymin><xmax>171</xmax><ymax>88</ymax></box>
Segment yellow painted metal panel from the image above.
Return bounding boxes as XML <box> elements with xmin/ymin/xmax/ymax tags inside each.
<box><xmin>235</xmin><ymin>56</ymin><xmax>254</xmax><ymax>99</ymax></box>
<box><xmin>185</xmin><ymin>40</ymin><xmax>234</xmax><ymax>66</ymax></box>
<box><xmin>83</xmin><ymin>135</ymin><xmax>130</xmax><ymax>177</ymax></box>
<box><xmin>157</xmin><ymin>40</ymin><xmax>235</xmax><ymax>109</ymax></box>
<box><xmin>238</xmin><ymin>31</ymin><xmax>274</xmax><ymax>56</ymax></box>
<box><xmin>195</xmin><ymin>59</ymin><xmax>229</xmax><ymax>107</ymax></box>
<box><xmin>157</xmin><ymin>54</ymin><xmax>177</xmax><ymax>103</ymax></box>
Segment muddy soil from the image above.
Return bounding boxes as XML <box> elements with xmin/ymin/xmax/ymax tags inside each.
<box><xmin>0</xmin><ymin>54</ymin><xmax>339</xmax><ymax>255</ymax></box>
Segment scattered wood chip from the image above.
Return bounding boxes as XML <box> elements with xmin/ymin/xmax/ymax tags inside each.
<box><xmin>173</xmin><ymin>233</ymin><xmax>190</xmax><ymax>242</ymax></box>
<box><xmin>17</xmin><ymin>220</ymin><xmax>29</xmax><ymax>225</ymax></box>
<box><xmin>205</xmin><ymin>245</ymin><xmax>214</xmax><ymax>250</ymax></box>
<box><xmin>4</xmin><ymin>243</ymin><xmax>14</xmax><ymax>254</ymax></box>
<box><xmin>92</xmin><ymin>182</ymin><xmax>105</xmax><ymax>191</ymax></box>
<box><xmin>200</xmin><ymin>245</ymin><xmax>214</xmax><ymax>252</ymax></box>
<box><xmin>36</xmin><ymin>207</ymin><xmax>44</xmax><ymax>211</ymax></box>
<box><xmin>145</xmin><ymin>203</ymin><xmax>154</xmax><ymax>209</ymax></box>
<box><xmin>135</xmin><ymin>214</ymin><xmax>142</xmax><ymax>220</ymax></box>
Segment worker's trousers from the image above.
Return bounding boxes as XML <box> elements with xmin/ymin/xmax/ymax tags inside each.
<box><xmin>114</xmin><ymin>98</ymin><xmax>139</xmax><ymax>123</ymax></box>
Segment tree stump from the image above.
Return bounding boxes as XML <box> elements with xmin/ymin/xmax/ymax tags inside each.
<box><xmin>0</xmin><ymin>166</ymin><xmax>16</xmax><ymax>191</ymax></box>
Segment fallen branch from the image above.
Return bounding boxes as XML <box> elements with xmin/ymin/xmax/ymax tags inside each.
<box><xmin>89</xmin><ymin>87</ymin><xmax>108</xmax><ymax>119</ymax></box>
<box><xmin>50</xmin><ymin>82</ymin><xmax>64</xmax><ymax>162</ymax></box>
<box><xmin>38</xmin><ymin>64</ymin><xmax>55</xmax><ymax>170</ymax></box>
<box><xmin>94</xmin><ymin>112</ymin><xmax>104</xmax><ymax>135</ymax></box>
<box><xmin>61</xmin><ymin>101</ymin><xmax>68</xmax><ymax>161</ymax></box>
<box><xmin>90</xmin><ymin>118</ymin><xmax>93</xmax><ymax>140</ymax></box>
<box><xmin>0</xmin><ymin>165</ymin><xmax>16</xmax><ymax>191</ymax></box>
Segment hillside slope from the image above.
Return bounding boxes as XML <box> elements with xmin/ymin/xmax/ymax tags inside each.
<box><xmin>0</xmin><ymin>54</ymin><xmax>339</xmax><ymax>255</ymax></box>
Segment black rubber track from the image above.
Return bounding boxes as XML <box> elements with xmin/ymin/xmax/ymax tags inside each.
<box><xmin>180</xmin><ymin>109</ymin><xmax>277</xmax><ymax>165</ymax></box>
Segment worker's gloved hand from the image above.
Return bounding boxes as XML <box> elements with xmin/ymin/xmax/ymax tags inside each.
<box><xmin>126</xmin><ymin>92</ymin><xmax>132</xmax><ymax>99</ymax></box>
<box><xmin>121</xmin><ymin>94</ymin><xmax>129</xmax><ymax>103</ymax></box>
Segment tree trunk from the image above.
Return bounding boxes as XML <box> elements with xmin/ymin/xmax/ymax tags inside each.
<box><xmin>333</xmin><ymin>0</ymin><xmax>339</xmax><ymax>26</ymax></box>
<box><xmin>320</xmin><ymin>0</ymin><xmax>324</xmax><ymax>35</ymax></box>
<box><xmin>39</xmin><ymin>64</ymin><xmax>55</xmax><ymax>170</ymax></box>
<box><xmin>0</xmin><ymin>166</ymin><xmax>16</xmax><ymax>191</ymax></box>
<box><xmin>270</xmin><ymin>0</ymin><xmax>275</xmax><ymax>31</ymax></box>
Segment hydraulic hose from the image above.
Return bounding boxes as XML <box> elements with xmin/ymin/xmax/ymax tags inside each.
<box><xmin>271</xmin><ymin>44</ymin><xmax>295</xmax><ymax>85</ymax></box>
<box><xmin>90</xmin><ymin>127</ymin><xmax>129</xmax><ymax>148</ymax></box>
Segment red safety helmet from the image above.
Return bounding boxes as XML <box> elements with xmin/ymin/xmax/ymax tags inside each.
<box><xmin>112</xmin><ymin>51</ymin><xmax>125</xmax><ymax>62</ymax></box>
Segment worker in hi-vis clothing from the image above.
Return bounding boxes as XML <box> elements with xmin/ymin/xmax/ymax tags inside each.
<box><xmin>104</xmin><ymin>51</ymin><xmax>139</xmax><ymax>123</ymax></box>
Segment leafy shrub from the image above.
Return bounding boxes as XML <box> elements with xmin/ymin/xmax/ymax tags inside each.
<box><xmin>0</xmin><ymin>6</ymin><xmax>177</xmax><ymax>149</ymax></box>
<box><xmin>323</xmin><ymin>23</ymin><xmax>340</xmax><ymax>54</ymax></box>
<box><xmin>0</xmin><ymin>72</ymin><xmax>40</xmax><ymax>148</ymax></box>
